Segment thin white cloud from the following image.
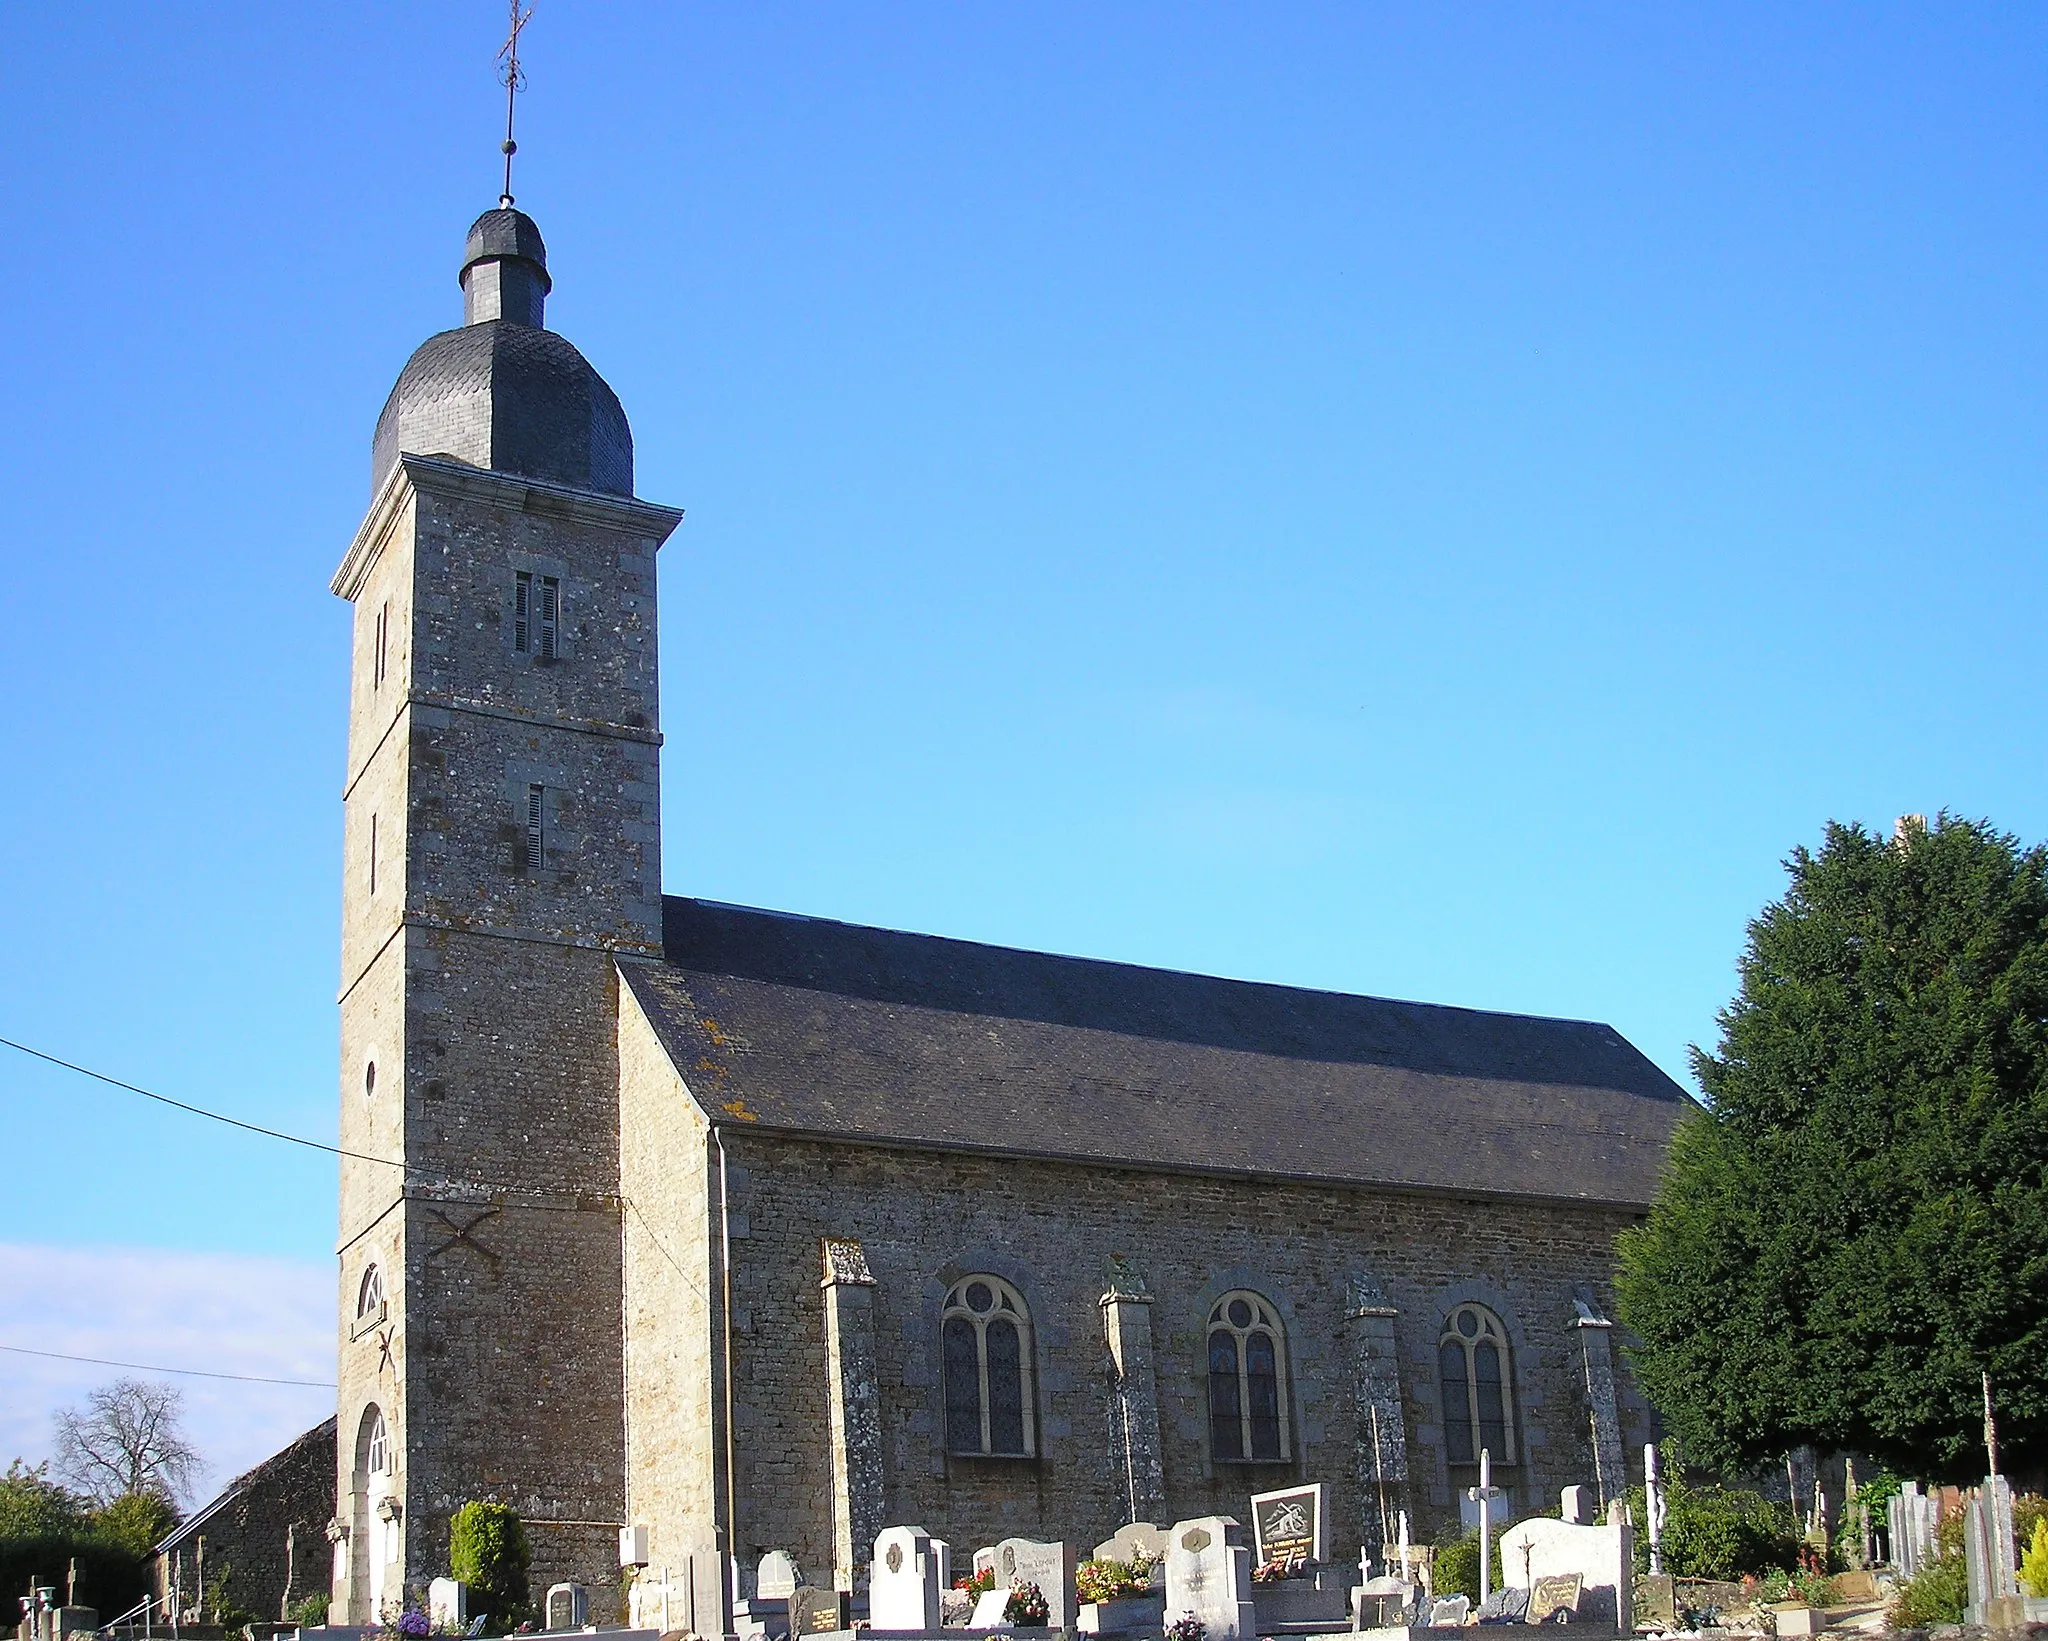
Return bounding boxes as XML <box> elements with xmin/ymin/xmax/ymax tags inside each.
<box><xmin>0</xmin><ymin>1243</ymin><xmax>333</xmax><ymax>1506</ymax></box>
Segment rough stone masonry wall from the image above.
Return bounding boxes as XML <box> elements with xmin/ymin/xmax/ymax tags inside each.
<box><xmin>618</xmin><ymin>976</ymin><xmax>725</xmax><ymax>1634</ymax></box>
<box><xmin>156</xmin><ymin>1419</ymin><xmax>338</xmax><ymax>1622</ymax></box>
<box><xmin>676</xmin><ymin>1132</ymin><xmax>1655</xmax><ymax>1578</ymax></box>
<box><xmin>333</xmin><ymin>460</ymin><xmax>676</xmax><ymax>1620</ymax></box>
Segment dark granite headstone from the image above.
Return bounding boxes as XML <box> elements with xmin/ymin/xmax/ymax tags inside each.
<box><xmin>788</xmin><ymin>1586</ymin><xmax>846</xmax><ymax>1637</ymax></box>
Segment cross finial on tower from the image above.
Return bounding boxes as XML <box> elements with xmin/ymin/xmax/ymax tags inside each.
<box><xmin>496</xmin><ymin>1</ymin><xmax>535</xmax><ymax>208</ymax></box>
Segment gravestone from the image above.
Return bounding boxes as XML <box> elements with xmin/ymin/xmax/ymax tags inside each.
<box><xmin>974</xmin><ymin>1547</ymin><xmax>997</xmax><ymax>1581</ymax></box>
<box><xmin>544</xmin><ymin>1583</ymin><xmax>589</xmax><ymax>1631</ymax></box>
<box><xmin>1527</xmin><ymin>1574</ymin><xmax>1582</xmax><ymax>1625</ymax></box>
<box><xmin>1424</xmin><ymin>1594</ymin><xmax>1469</xmax><ymax>1627</ymax></box>
<box><xmin>969</xmin><ymin>1591</ymin><xmax>1014</xmax><ymax>1630</ymax></box>
<box><xmin>1558</xmin><ymin>1487</ymin><xmax>1587</xmax><ymax>1527</ymax></box>
<box><xmin>1773</xmin><ymin>1607</ymin><xmax>1819</xmax><ymax>1638</ymax></box>
<box><xmin>995</xmin><ymin>1539</ymin><xmax>1079</xmax><ymax>1631</ymax></box>
<box><xmin>1251</xmin><ymin>1483</ymin><xmax>1328</xmax><ymax>1567</ymax></box>
<box><xmin>871</xmin><ymin>1526</ymin><xmax>944</xmax><ymax>1633</ymax></box>
<box><xmin>429</xmin><ymin>1579</ymin><xmax>467</xmax><ymax>1631</ymax></box>
<box><xmin>1475</xmin><ymin>1586</ymin><xmax>1528</xmax><ymax>1623</ymax></box>
<box><xmin>1499</xmin><ymin>1514</ymin><xmax>1632</xmax><ymax>1629</ymax></box>
<box><xmin>1164</xmin><ymin>1517</ymin><xmax>1256</xmax><ymax>1641</ymax></box>
<box><xmin>1634</xmin><ymin>1574</ymin><xmax>1676</xmax><ymax>1631</ymax></box>
<box><xmin>759</xmin><ymin>1553</ymin><xmax>803</xmax><ymax>1601</ymax></box>
<box><xmin>1351</xmin><ymin>1576</ymin><xmax>1412</xmax><ymax>1631</ymax></box>
<box><xmin>1094</xmin><ymin>1523</ymin><xmax>1170</xmax><ymax>1570</ymax></box>
<box><xmin>788</xmin><ymin>1586</ymin><xmax>846</xmax><ymax>1638</ymax></box>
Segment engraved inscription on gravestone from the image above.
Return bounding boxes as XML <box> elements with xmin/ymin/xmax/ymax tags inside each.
<box><xmin>788</xmin><ymin>1587</ymin><xmax>846</xmax><ymax>1637</ymax></box>
<box><xmin>1251</xmin><ymin>1485</ymin><xmax>1328</xmax><ymax>1567</ymax></box>
<box><xmin>1528</xmin><ymin>1574</ymin><xmax>1583</xmax><ymax>1624</ymax></box>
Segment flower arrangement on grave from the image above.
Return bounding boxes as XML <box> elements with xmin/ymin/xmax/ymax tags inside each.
<box><xmin>1165</xmin><ymin>1615</ymin><xmax>1208</xmax><ymax>1641</ymax></box>
<box><xmin>1004</xmin><ymin>1581</ymin><xmax>1051</xmax><ymax>1626</ymax></box>
<box><xmin>956</xmin><ymin>1569</ymin><xmax>996</xmax><ymax>1597</ymax></box>
<box><xmin>1075</xmin><ymin>1555</ymin><xmax>1155</xmax><ymax>1605</ymax></box>
<box><xmin>1251</xmin><ymin>1551</ymin><xmax>1307</xmax><ymax>1583</ymax></box>
<box><xmin>395</xmin><ymin>1608</ymin><xmax>432</xmax><ymax>1638</ymax></box>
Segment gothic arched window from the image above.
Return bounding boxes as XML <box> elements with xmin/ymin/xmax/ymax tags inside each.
<box><xmin>1439</xmin><ymin>1302</ymin><xmax>1515</xmax><ymax>1464</ymax></box>
<box><xmin>941</xmin><ymin>1275</ymin><xmax>1034</xmax><ymax>1457</ymax></box>
<box><xmin>362</xmin><ymin>1407</ymin><xmax>389</xmax><ymax>1477</ymax></box>
<box><xmin>357</xmin><ymin>1264</ymin><xmax>385</xmax><ymax>1321</ymax></box>
<box><xmin>1207</xmin><ymin>1290</ymin><xmax>1289</xmax><ymax>1462</ymax></box>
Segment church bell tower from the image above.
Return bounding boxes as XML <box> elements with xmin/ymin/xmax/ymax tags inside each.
<box><xmin>329</xmin><ymin>207</ymin><xmax>682</xmax><ymax>1622</ymax></box>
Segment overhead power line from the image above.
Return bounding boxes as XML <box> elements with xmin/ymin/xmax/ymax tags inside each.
<box><xmin>0</xmin><ymin>1035</ymin><xmax>404</xmax><ymax>1171</ymax></box>
<box><xmin>0</xmin><ymin>1342</ymin><xmax>334</xmax><ymax>1389</ymax></box>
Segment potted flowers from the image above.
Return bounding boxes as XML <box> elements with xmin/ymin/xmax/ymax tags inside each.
<box><xmin>1076</xmin><ymin>1556</ymin><xmax>1166</xmax><ymax>1635</ymax></box>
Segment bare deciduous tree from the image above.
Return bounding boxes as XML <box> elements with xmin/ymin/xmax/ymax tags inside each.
<box><xmin>52</xmin><ymin>1378</ymin><xmax>202</xmax><ymax>1506</ymax></box>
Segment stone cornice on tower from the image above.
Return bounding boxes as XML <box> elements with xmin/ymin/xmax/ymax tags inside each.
<box><xmin>332</xmin><ymin>452</ymin><xmax>684</xmax><ymax>603</ymax></box>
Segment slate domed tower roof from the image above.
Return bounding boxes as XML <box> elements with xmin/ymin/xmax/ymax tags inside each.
<box><xmin>371</xmin><ymin>208</ymin><xmax>633</xmax><ymax>497</ymax></box>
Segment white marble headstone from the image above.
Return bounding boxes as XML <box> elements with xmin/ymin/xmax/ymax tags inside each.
<box><xmin>995</xmin><ymin>1539</ymin><xmax>1078</xmax><ymax>1630</ymax></box>
<box><xmin>428</xmin><ymin>1579</ymin><xmax>466</xmax><ymax>1631</ymax></box>
<box><xmin>1164</xmin><ymin>1517</ymin><xmax>1255</xmax><ymax>1641</ymax></box>
<box><xmin>1094</xmin><ymin>1523</ymin><xmax>1170</xmax><ymax>1566</ymax></box>
<box><xmin>757</xmin><ymin>1551</ymin><xmax>802</xmax><ymax>1601</ymax></box>
<box><xmin>1499</xmin><ymin>1515</ymin><xmax>1632</xmax><ymax>1629</ymax></box>
<box><xmin>870</xmin><ymin>1526</ymin><xmax>944</xmax><ymax>1633</ymax></box>
<box><xmin>1559</xmin><ymin>1486</ymin><xmax>1587</xmax><ymax>1526</ymax></box>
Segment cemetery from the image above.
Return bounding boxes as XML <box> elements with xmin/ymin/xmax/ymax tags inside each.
<box><xmin>84</xmin><ymin>1435</ymin><xmax>2027</xmax><ymax>1641</ymax></box>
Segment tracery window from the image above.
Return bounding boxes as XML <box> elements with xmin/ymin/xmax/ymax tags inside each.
<box><xmin>941</xmin><ymin>1275</ymin><xmax>1034</xmax><ymax>1457</ymax></box>
<box><xmin>1207</xmin><ymin>1290</ymin><xmax>1289</xmax><ymax>1462</ymax></box>
<box><xmin>357</xmin><ymin>1264</ymin><xmax>385</xmax><ymax>1321</ymax></box>
<box><xmin>1439</xmin><ymin>1302</ymin><xmax>1515</xmax><ymax>1464</ymax></box>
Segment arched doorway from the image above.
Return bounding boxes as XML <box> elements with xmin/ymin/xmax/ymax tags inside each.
<box><xmin>346</xmin><ymin>1404</ymin><xmax>388</xmax><ymax>1621</ymax></box>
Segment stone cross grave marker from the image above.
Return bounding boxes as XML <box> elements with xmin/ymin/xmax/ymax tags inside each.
<box><xmin>870</xmin><ymin>1526</ymin><xmax>944</xmax><ymax>1633</ymax></box>
<box><xmin>1165</xmin><ymin>1517</ymin><xmax>1255</xmax><ymax>1641</ymax></box>
<box><xmin>996</xmin><ymin>1539</ymin><xmax>1078</xmax><ymax>1630</ymax></box>
<box><xmin>1251</xmin><ymin>1483</ymin><xmax>1327</xmax><ymax>1568</ymax></box>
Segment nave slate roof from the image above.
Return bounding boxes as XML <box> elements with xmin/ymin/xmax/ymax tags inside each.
<box><xmin>621</xmin><ymin>896</ymin><xmax>1697</xmax><ymax>1208</ymax></box>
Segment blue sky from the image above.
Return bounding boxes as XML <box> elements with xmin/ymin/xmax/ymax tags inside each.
<box><xmin>2</xmin><ymin>4</ymin><xmax>2045</xmax><ymax>1475</ymax></box>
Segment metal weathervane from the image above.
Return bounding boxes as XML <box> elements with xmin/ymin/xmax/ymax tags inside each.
<box><xmin>497</xmin><ymin>0</ymin><xmax>535</xmax><ymax>207</ymax></box>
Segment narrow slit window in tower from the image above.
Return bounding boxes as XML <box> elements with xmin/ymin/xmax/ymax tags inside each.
<box><xmin>373</xmin><ymin>601</ymin><xmax>389</xmax><ymax>689</ymax></box>
<box><xmin>369</xmin><ymin>813</ymin><xmax>378</xmax><ymax>894</ymax></box>
<box><xmin>526</xmin><ymin>784</ymin><xmax>545</xmax><ymax>870</ymax></box>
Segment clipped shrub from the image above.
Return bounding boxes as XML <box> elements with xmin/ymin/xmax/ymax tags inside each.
<box><xmin>1623</xmin><ymin>1477</ymin><xmax>1801</xmax><ymax>1581</ymax></box>
<box><xmin>450</xmin><ymin>1501</ymin><xmax>532</xmax><ymax>1635</ymax></box>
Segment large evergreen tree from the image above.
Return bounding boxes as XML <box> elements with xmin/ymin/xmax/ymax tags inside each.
<box><xmin>1618</xmin><ymin>816</ymin><xmax>2048</xmax><ymax>1477</ymax></box>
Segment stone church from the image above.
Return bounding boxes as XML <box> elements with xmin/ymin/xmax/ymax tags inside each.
<box><xmin>327</xmin><ymin>202</ymin><xmax>1694</xmax><ymax>1630</ymax></box>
